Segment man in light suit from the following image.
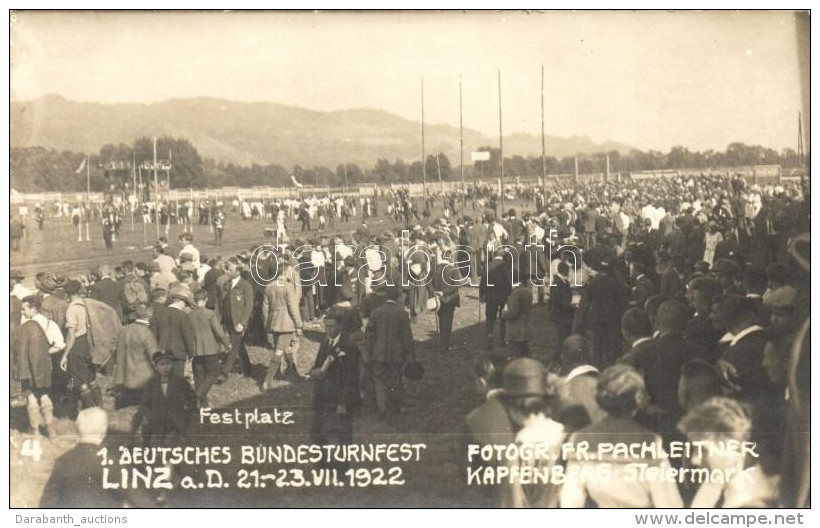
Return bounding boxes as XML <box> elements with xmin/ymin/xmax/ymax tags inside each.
<box><xmin>261</xmin><ymin>260</ymin><xmax>304</xmax><ymax>388</ymax></box>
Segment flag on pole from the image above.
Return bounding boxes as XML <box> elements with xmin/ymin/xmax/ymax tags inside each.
<box><xmin>75</xmin><ymin>156</ymin><xmax>87</xmax><ymax>174</ymax></box>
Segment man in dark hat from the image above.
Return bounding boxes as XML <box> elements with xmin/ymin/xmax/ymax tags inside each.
<box><xmin>716</xmin><ymin>295</ymin><xmax>774</xmax><ymax>404</ymax></box>
<box><xmin>643</xmin><ymin>300</ymin><xmax>691</xmax><ymax>439</ymax></box>
<box><xmin>365</xmin><ymin>286</ymin><xmax>416</xmax><ymax>422</ymax></box>
<box><xmin>501</xmin><ymin>270</ymin><xmax>532</xmax><ymax>358</ymax></box>
<box><xmin>574</xmin><ymin>252</ymin><xmax>629</xmax><ymax>368</ymax></box>
<box><xmin>309</xmin><ymin>308</ymin><xmax>361</xmax><ymax>448</ymax></box>
<box><xmin>480</xmin><ymin>247</ymin><xmax>512</xmax><ymax>350</ymax></box>
<box><xmin>429</xmin><ymin>245</ymin><xmax>463</xmax><ymax>352</ymax></box>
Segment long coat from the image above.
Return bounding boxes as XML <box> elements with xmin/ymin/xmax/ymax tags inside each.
<box><xmin>479</xmin><ymin>258</ymin><xmax>512</xmax><ymax>305</ymax></box>
<box><xmin>502</xmin><ymin>285</ymin><xmax>532</xmax><ymax>342</ymax></box>
<box><xmin>365</xmin><ymin>300</ymin><xmax>415</xmax><ymax>364</ymax></box>
<box><xmin>12</xmin><ymin>319</ymin><xmax>52</xmax><ymax>389</ymax></box>
<box><xmin>429</xmin><ymin>261</ymin><xmax>462</xmax><ymax>307</ymax></box>
<box><xmin>188</xmin><ymin>307</ymin><xmax>231</xmax><ymax>357</ymax></box>
<box><xmin>152</xmin><ymin>306</ymin><xmax>196</xmax><ymax>360</ymax></box>
<box><xmin>114</xmin><ymin>321</ymin><xmax>158</xmax><ymax>389</ymax></box>
<box><xmin>261</xmin><ymin>277</ymin><xmax>303</xmax><ymax>333</ymax></box>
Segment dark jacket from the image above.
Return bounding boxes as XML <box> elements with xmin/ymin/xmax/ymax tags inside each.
<box><xmin>188</xmin><ymin>307</ymin><xmax>231</xmax><ymax>357</ymax></box>
<box><xmin>40</xmin><ymin>443</ymin><xmax>122</xmax><ymax>508</ymax></box>
<box><xmin>12</xmin><ymin>319</ymin><xmax>52</xmax><ymax>389</ymax></box>
<box><xmin>89</xmin><ymin>278</ymin><xmax>124</xmax><ymax>322</ymax></box>
<box><xmin>630</xmin><ymin>274</ymin><xmax>656</xmax><ymax>308</ymax></box>
<box><xmin>430</xmin><ymin>261</ymin><xmax>462</xmax><ymax>307</ymax></box>
<box><xmin>140</xmin><ymin>374</ymin><xmax>197</xmax><ymax>442</ymax></box>
<box><xmin>479</xmin><ymin>258</ymin><xmax>512</xmax><ymax>306</ymax></box>
<box><xmin>202</xmin><ymin>267</ymin><xmax>225</xmax><ymax>310</ymax></box>
<box><xmin>220</xmin><ymin>276</ymin><xmax>255</xmax><ymax>328</ymax></box>
<box><xmin>153</xmin><ymin>306</ymin><xmax>196</xmax><ymax>360</ymax></box>
<box><xmin>644</xmin><ymin>331</ymin><xmax>688</xmax><ymax>432</ymax></box>
<box><xmin>311</xmin><ymin>335</ymin><xmax>361</xmax><ymax>410</ymax></box>
<box><xmin>723</xmin><ymin>327</ymin><xmax>773</xmax><ymax>401</ymax></box>
<box><xmin>659</xmin><ymin>267</ymin><xmax>684</xmax><ymax>300</ymax></box>
<box><xmin>549</xmin><ymin>274</ymin><xmax>574</xmax><ymax>325</ymax></box>
<box><xmin>575</xmin><ymin>272</ymin><xmax>629</xmax><ymax>330</ymax></box>
<box><xmin>365</xmin><ymin>300</ymin><xmax>415</xmax><ymax>364</ymax></box>
<box><xmin>617</xmin><ymin>337</ymin><xmax>655</xmax><ymax>373</ymax></box>
<box><xmin>502</xmin><ymin>284</ymin><xmax>532</xmax><ymax>342</ymax></box>
<box><xmin>684</xmin><ymin>313</ymin><xmax>722</xmax><ymax>364</ymax></box>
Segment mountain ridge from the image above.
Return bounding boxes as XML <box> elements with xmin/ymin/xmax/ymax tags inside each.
<box><xmin>10</xmin><ymin>95</ymin><xmax>635</xmax><ymax>168</ymax></box>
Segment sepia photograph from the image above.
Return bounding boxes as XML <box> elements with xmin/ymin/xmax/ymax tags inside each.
<box><xmin>7</xmin><ymin>9</ymin><xmax>811</xmax><ymax>512</ymax></box>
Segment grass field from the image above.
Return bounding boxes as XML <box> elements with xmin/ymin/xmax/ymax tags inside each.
<box><xmin>10</xmin><ymin>199</ymin><xmax>563</xmax><ymax>508</ymax></box>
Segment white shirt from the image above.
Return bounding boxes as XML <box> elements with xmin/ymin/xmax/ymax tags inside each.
<box><xmin>729</xmin><ymin>325</ymin><xmax>764</xmax><ymax>348</ymax></box>
<box><xmin>179</xmin><ymin>243</ymin><xmax>201</xmax><ymax>269</ymax></box>
<box><xmin>631</xmin><ymin>337</ymin><xmax>653</xmax><ymax>349</ymax></box>
<box><xmin>328</xmin><ymin>335</ymin><xmax>340</xmax><ymax>349</ymax></box>
<box><xmin>11</xmin><ymin>283</ymin><xmax>33</xmax><ymax>300</ymax></box>
<box><xmin>27</xmin><ymin>313</ymin><xmax>66</xmax><ymax>354</ymax></box>
<box><xmin>564</xmin><ymin>364</ymin><xmax>599</xmax><ymax>383</ymax></box>
<box><xmin>198</xmin><ymin>264</ymin><xmax>211</xmax><ymax>284</ymax></box>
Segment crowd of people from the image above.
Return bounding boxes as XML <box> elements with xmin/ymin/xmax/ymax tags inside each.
<box><xmin>10</xmin><ymin>172</ymin><xmax>810</xmax><ymax>508</ymax></box>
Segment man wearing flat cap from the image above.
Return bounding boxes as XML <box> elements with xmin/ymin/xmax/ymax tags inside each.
<box><xmin>137</xmin><ymin>350</ymin><xmax>197</xmax><ymax>446</ymax></box>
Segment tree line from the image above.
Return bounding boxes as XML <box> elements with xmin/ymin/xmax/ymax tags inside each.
<box><xmin>9</xmin><ymin>135</ymin><xmax>807</xmax><ymax>193</ymax></box>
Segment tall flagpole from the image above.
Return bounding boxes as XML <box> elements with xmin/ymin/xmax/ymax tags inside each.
<box><xmin>459</xmin><ymin>74</ymin><xmax>465</xmax><ymax>218</ymax></box>
<box><xmin>85</xmin><ymin>154</ymin><xmax>90</xmax><ymax>241</ymax></box>
<box><xmin>498</xmin><ymin>70</ymin><xmax>505</xmax><ymax>213</ymax></box>
<box><xmin>541</xmin><ymin>64</ymin><xmax>547</xmax><ymax>185</ymax></box>
<box><xmin>153</xmin><ymin>137</ymin><xmax>160</xmax><ymax>239</ymax></box>
<box><xmin>421</xmin><ymin>77</ymin><xmax>427</xmax><ymax>205</ymax></box>
<box><xmin>131</xmin><ymin>152</ymin><xmax>136</xmax><ymax>231</ymax></box>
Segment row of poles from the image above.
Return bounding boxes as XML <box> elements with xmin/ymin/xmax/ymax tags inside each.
<box><xmin>419</xmin><ymin>66</ymin><xmax>551</xmax><ymax>216</ymax></box>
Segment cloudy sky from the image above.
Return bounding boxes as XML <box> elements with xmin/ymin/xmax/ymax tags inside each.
<box><xmin>10</xmin><ymin>10</ymin><xmax>808</xmax><ymax>152</ymax></box>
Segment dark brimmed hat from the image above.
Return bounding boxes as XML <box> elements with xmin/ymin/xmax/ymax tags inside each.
<box><xmin>169</xmin><ymin>285</ymin><xmax>194</xmax><ymax>306</ymax></box>
<box><xmin>502</xmin><ymin>358</ymin><xmax>548</xmax><ymax>397</ymax></box>
<box><xmin>10</xmin><ymin>269</ymin><xmax>25</xmax><ymax>280</ymax></box>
